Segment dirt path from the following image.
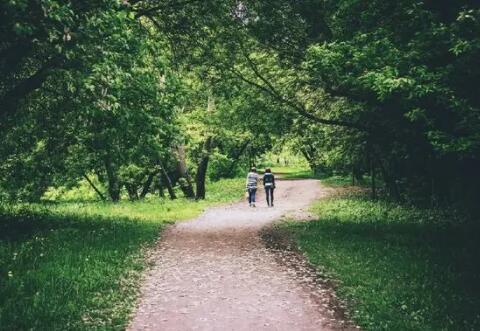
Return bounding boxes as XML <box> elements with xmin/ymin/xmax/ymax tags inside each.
<box><xmin>128</xmin><ymin>180</ymin><xmax>355</xmax><ymax>331</ymax></box>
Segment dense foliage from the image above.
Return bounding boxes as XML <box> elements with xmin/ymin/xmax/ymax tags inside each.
<box><xmin>1</xmin><ymin>2</ymin><xmax>479</xmax><ymax>329</ymax></box>
<box><xmin>1</xmin><ymin>0</ymin><xmax>479</xmax><ymax>210</ymax></box>
<box><xmin>228</xmin><ymin>0</ymin><xmax>480</xmax><ymax>210</ymax></box>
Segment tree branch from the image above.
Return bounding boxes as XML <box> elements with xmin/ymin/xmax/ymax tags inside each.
<box><xmin>0</xmin><ymin>57</ymin><xmax>61</xmax><ymax>122</ymax></box>
<box><xmin>231</xmin><ymin>46</ymin><xmax>369</xmax><ymax>131</ymax></box>
<box><xmin>83</xmin><ymin>174</ymin><xmax>106</xmax><ymax>201</ymax></box>
<box><xmin>229</xmin><ymin>65</ymin><xmax>368</xmax><ymax>131</ymax></box>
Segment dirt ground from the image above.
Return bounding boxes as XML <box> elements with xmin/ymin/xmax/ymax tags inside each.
<box><xmin>128</xmin><ymin>179</ymin><xmax>357</xmax><ymax>331</ymax></box>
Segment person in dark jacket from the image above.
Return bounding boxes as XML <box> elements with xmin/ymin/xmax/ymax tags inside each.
<box><xmin>263</xmin><ymin>168</ymin><xmax>276</xmax><ymax>207</ymax></box>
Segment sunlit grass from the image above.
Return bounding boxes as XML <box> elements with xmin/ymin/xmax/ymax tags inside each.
<box><xmin>0</xmin><ymin>178</ymin><xmax>244</xmax><ymax>330</ymax></box>
<box><xmin>279</xmin><ymin>194</ymin><xmax>480</xmax><ymax>330</ymax></box>
<box><xmin>270</xmin><ymin>165</ymin><xmax>310</xmax><ymax>174</ymax></box>
<box><xmin>264</xmin><ymin>166</ymin><xmax>322</xmax><ymax>180</ymax></box>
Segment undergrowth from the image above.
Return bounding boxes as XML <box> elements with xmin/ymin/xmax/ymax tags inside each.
<box><xmin>280</xmin><ymin>193</ymin><xmax>480</xmax><ymax>330</ymax></box>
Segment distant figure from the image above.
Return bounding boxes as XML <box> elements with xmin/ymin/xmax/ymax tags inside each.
<box><xmin>245</xmin><ymin>167</ymin><xmax>259</xmax><ymax>207</ymax></box>
<box><xmin>263</xmin><ymin>168</ymin><xmax>276</xmax><ymax>207</ymax></box>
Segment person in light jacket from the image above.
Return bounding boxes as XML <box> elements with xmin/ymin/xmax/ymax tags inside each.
<box><xmin>245</xmin><ymin>167</ymin><xmax>259</xmax><ymax>207</ymax></box>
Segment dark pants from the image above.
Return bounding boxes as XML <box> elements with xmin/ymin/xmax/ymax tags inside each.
<box><xmin>248</xmin><ymin>188</ymin><xmax>257</xmax><ymax>204</ymax></box>
<box><xmin>265</xmin><ymin>186</ymin><xmax>274</xmax><ymax>206</ymax></box>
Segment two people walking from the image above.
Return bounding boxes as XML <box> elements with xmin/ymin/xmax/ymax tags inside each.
<box><xmin>245</xmin><ymin>167</ymin><xmax>276</xmax><ymax>207</ymax></box>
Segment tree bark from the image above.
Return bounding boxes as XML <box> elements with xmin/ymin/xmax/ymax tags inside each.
<box><xmin>367</xmin><ymin>146</ymin><xmax>377</xmax><ymax>199</ymax></box>
<box><xmin>173</xmin><ymin>145</ymin><xmax>195</xmax><ymax>198</ymax></box>
<box><xmin>0</xmin><ymin>57</ymin><xmax>59</xmax><ymax>122</ymax></box>
<box><xmin>158</xmin><ymin>161</ymin><xmax>176</xmax><ymax>200</ymax></box>
<box><xmin>300</xmin><ymin>148</ymin><xmax>315</xmax><ymax>170</ymax></box>
<box><xmin>82</xmin><ymin>174</ymin><xmax>106</xmax><ymax>201</ymax></box>
<box><xmin>125</xmin><ymin>183</ymin><xmax>139</xmax><ymax>201</ymax></box>
<box><xmin>228</xmin><ymin>140</ymin><xmax>250</xmax><ymax>173</ymax></box>
<box><xmin>157</xmin><ymin>180</ymin><xmax>165</xmax><ymax>198</ymax></box>
<box><xmin>104</xmin><ymin>155</ymin><xmax>120</xmax><ymax>202</ymax></box>
<box><xmin>195</xmin><ymin>137</ymin><xmax>213</xmax><ymax>200</ymax></box>
<box><xmin>377</xmin><ymin>156</ymin><xmax>400</xmax><ymax>201</ymax></box>
<box><xmin>140</xmin><ymin>170</ymin><xmax>158</xmax><ymax>199</ymax></box>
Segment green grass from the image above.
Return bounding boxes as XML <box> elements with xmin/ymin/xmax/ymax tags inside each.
<box><xmin>279</xmin><ymin>194</ymin><xmax>480</xmax><ymax>331</ymax></box>
<box><xmin>269</xmin><ymin>166</ymin><xmax>310</xmax><ymax>174</ymax></box>
<box><xmin>49</xmin><ymin>178</ymin><xmax>246</xmax><ymax>222</ymax></box>
<box><xmin>270</xmin><ymin>168</ymin><xmax>372</xmax><ymax>186</ymax></box>
<box><xmin>266</xmin><ymin>166</ymin><xmax>322</xmax><ymax>180</ymax></box>
<box><xmin>0</xmin><ymin>178</ymin><xmax>244</xmax><ymax>330</ymax></box>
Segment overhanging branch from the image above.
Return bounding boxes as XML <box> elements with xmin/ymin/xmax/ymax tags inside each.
<box><xmin>229</xmin><ymin>66</ymin><xmax>368</xmax><ymax>131</ymax></box>
<box><xmin>234</xmin><ymin>48</ymin><xmax>369</xmax><ymax>131</ymax></box>
<box><xmin>0</xmin><ymin>57</ymin><xmax>61</xmax><ymax>123</ymax></box>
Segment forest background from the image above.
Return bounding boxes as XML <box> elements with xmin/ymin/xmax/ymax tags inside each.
<box><xmin>1</xmin><ymin>0</ymin><xmax>479</xmax><ymax>207</ymax></box>
<box><xmin>1</xmin><ymin>0</ymin><xmax>480</xmax><ymax>330</ymax></box>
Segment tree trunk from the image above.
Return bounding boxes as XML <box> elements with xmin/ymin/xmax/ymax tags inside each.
<box><xmin>157</xmin><ymin>181</ymin><xmax>165</xmax><ymax>198</ymax></box>
<box><xmin>158</xmin><ymin>161</ymin><xmax>176</xmax><ymax>200</ymax></box>
<box><xmin>1</xmin><ymin>57</ymin><xmax>59</xmax><ymax>122</ymax></box>
<box><xmin>300</xmin><ymin>145</ymin><xmax>318</xmax><ymax>171</ymax></box>
<box><xmin>155</xmin><ymin>173</ymin><xmax>166</xmax><ymax>198</ymax></box>
<box><xmin>104</xmin><ymin>155</ymin><xmax>120</xmax><ymax>202</ymax></box>
<box><xmin>228</xmin><ymin>140</ymin><xmax>250</xmax><ymax>173</ymax></box>
<box><xmin>82</xmin><ymin>174</ymin><xmax>106</xmax><ymax>201</ymax></box>
<box><xmin>378</xmin><ymin>156</ymin><xmax>400</xmax><ymax>201</ymax></box>
<box><xmin>369</xmin><ymin>153</ymin><xmax>377</xmax><ymax>199</ymax></box>
<box><xmin>140</xmin><ymin>171</ymin><xmax>158</xmax><ymax>199</ymax></box>
<box><xmin>173</xmin><ymin>145</ymin><xmax>195</xmax><ymax>198</ymax></box>
<box><xmin>125</xmin><ymin>183</ymin><xmax>139</xmax><ymax>201</ymax></box>
<box><xmin>195</xmin><ymin>95</ymin><xmax>215</xmax><ymax>200</ymax></box>
<box><xmin>195</xmin><ymin>137</ymin><xmax>213</xmax><ymax>200</ymax></box>
<box><xmin>300</xmin><ymin>148</ymin><xmax>312</xmax><ymax>164</ymax></box>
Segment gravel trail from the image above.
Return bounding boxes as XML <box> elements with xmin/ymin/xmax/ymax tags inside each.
<box><xmin>128</xmin><ymin>179</ymin><xmax>355</xmax><ymax>331</ymax></box>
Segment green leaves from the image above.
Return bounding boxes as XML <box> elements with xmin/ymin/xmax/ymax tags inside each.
<box><xmin>360</xmin><ymin>67</ymin><xmax>415</xmax><ymax>101</ymax></box>
<box><xmin>1</xmin><ymin>0</ymin><xmax>480</xmax><ymax>205</ymax></box>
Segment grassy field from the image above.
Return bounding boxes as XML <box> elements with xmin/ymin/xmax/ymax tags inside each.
<box><xmin>278</xmin><ymin>192</ymin><xmax>480</xmax><ymax>330</ymax></box>
<box><xmin>0</xmin><ymin>178</ymin><xmax>244</xmax><ymax>331</ymax></box>
<box><xmin>270</xmin><ymin>167</ymin><xmax>372</xmax><ymax>187</ymax></box>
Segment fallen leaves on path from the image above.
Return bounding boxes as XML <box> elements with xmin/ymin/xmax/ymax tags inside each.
<box><xmin>128</xmin><ymin>180</ymin><xmax>357</xmax><ymax>331</ymax></box>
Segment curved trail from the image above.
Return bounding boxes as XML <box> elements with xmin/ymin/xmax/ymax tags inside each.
<box><xmin>128</xmin><ymin>180</ymin><xmax>354</xmax><ymax>331</ymax></box>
